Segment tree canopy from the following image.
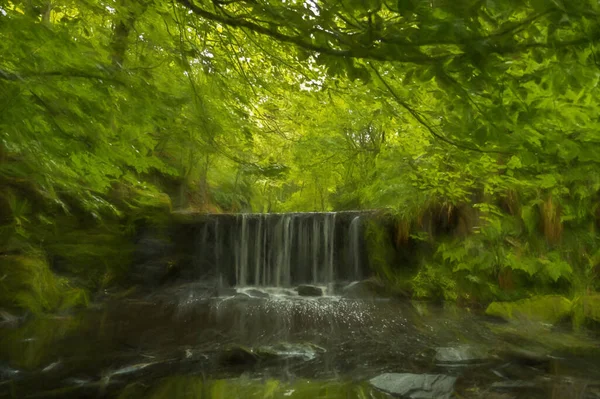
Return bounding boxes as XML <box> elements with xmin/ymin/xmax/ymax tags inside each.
<box><xmin>2</xmin><ymin>0</ymin><xmax>600</xmax><ymax>301</ymax></box>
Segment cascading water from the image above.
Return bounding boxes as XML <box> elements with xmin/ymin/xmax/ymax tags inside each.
<box><xmin>188</xmin><ymin>212</ymin><xmax>369</xmax><ymax>287</ymax></box>
<box><xmin>349</xmin><ymin>216</ymin><xmax>362</xmax><ymax>280</ymax></box>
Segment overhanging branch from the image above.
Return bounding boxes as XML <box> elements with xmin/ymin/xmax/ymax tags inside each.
<box><xmin>368</xmin><ymin>63</ymin><xmax>510</xmax><ymax>154</ymax></box>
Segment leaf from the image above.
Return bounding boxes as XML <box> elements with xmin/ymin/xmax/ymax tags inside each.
<box><xmin>538</xmin><ymin>174</ymin><xmax>558</xmax><ymax>189</ymax></box>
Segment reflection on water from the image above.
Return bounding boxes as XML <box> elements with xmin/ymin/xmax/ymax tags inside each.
<box><xmin>1</xmin><ymin>284</ymin><xmax>599</xmax><ymax>398</ymax></box>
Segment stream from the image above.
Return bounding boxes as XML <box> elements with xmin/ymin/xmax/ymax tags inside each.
<box><xmin>1</xmin><ymin>283</ymin><xmax>600</xmax><ymax>398</ymax></box>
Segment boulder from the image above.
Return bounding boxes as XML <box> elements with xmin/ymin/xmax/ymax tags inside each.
<box><xmin>369</xmin><ymin>373</ymin><xmax>457</xmax><ymax>399</ymax></box>
<box><xmin>296</xmin><ymin>285</ymin><xmax>323</xmax><ymax>297</ymax></box>
<box><xmin>485</xmin><ymin>295</ymin><xmax>572</xmax><ymax>324</ymax></box>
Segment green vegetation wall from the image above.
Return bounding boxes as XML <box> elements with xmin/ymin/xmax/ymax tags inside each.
<box><xmin>2</xmin><ymin>0</ymin><xmax>600</xmax><ymax>309</ymax></box>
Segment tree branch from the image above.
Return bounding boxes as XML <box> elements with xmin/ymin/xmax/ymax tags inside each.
<box><xmin>368</xmin><ymin>63</ymin><xmax>509</xmax><ymax>154</ymax></box>
<box><xmin>176</xmin><ymin>0</ymin><xmax>443</xmax><ymax>64</ymax></box>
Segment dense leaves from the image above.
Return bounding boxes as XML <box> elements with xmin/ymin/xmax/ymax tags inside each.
<box><xmin>2</xmin><ymin>0</ymin><xmax>600</xmax><ymax>306</ymax></box>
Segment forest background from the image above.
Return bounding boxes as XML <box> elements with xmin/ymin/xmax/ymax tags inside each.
<box><xmin>2</xmin><ymin>0</ymin><xmax>600</xmax><ymax>314</ymax></box>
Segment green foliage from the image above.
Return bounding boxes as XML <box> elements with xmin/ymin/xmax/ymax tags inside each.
<box><xmin>3</xmin><ymin>0</ymin><xmax>600</xmax><ymax>305</ymax></box>
<box><xmin>572</xmin><ymin>295</ymin><xmax>600</xmax><ymax>329</ymax></box>
<box><xmin>0</xmin><ymin>255</ymin><xmax>88</xmax><ymax>314</ymax></box>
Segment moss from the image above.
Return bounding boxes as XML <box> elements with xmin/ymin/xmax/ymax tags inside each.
<box><xmin>0</xmin><ymin>255</ymin><xmax>88</xmax><ymax>314</ymax></box>
<box><xmin>485</xmin><ymin>295</ymin><xmax>572</xmax><ymax>324</ymax></box>
<box><xmin>572</xmin><ymin>294</ymin><xmax>600</xmax><ymax>329</ymax></box>
<box><xmin>45</xmin><ymin>228</ymin><xmax>134</xmax><ymax>288</ymax></box>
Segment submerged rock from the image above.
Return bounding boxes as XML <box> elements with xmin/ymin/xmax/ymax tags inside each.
<box><xmin>435</xmin><ymin>345</ymin><xmax>489</xmax><ymax>364</ymax></box>
<box><xmin>485</xmin><ymin>295</ymin><xmax>572</xmax><ymax>324</ymax></box>
<box><xmin>218</xmin><ymin>345</ymin><xmax>258</xmax><ymax>366</ymax></box>
<box><xmin>296</xmin><ymin>285</ymin><xmax>323</xmax><ymax>297</ymax></box>
<box><xmin>369</xmin><ymin>373</ymin><xmax>457</xmax><ymax>399</ymax></box>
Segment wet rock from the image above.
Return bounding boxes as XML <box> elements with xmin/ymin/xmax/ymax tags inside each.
<box><xmin>369</xmin><ymin>373</ymin><xmax>457</xmax><ymax>399</ymax></box>
<box><xmin>218</xmin><ymin>345</ymin><xmax>258</xmax><ymax>366</ymax></box>
<box><xmin>256</xmin><ymin>342</ymin><xmax>325</xmax><ymax>361</ymax></box>
<box><xmin>232</xmin><ymin>293</ymin><xmax>251</xmax><ymax>300</ymax></box>
<box><xmin>131</xmin><ymin>234</ymin><xmax>174</xmax><ymax>287</ymax></box>
<box><xmin>485</xmin><ymin>295</ymin><xmax>572</xmax><ymax>324</ymax></box>
<box><xmin>296</xmin><ymin>285</ymin><xmax>323</xmax><ymax>297</ymax></box>
<box><xmin>435</xmin><ymin>345</ymin><xmax>489</xmax><ymax>364</ymax></box>
<box><xmin>244</xmin><ymin>289</ymin><xmax>270</xmax><ymax>299</ymax></box>
<box><xmin>341</xmin><ymin>279</ymin><xmax>388</xmax><ymax>299</ymax></box>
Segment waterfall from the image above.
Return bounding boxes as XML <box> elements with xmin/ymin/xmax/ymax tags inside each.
<box><xmin>189</xmin><ymin>211</ymin><xmax>370</xmax><ymax>287</ymax></box>
<box><xmin>312</xmin><ymin>217</ymin><xmax>320</xmax><ymax>283</ymax></box>
<box><xmin>349</xmin><ymin>216</ymin><xmax>361</xmax><ymax>279</ymax></box>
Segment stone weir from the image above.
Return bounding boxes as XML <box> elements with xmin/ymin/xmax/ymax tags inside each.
<box><xmin>171</xmin><ymin>211</ymin><xmax>374</xmax><ymax>287</ymax></box>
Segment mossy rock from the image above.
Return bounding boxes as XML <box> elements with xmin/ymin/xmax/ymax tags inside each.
<box><xmin>572</xmin><ymin>294</ymin><xmax>600</xmax><ymax>328</ymax></box>
<box><xmin>485</xmin><ymin>295</ymin><xmax>572</xmax><ymax>324</ymax></box>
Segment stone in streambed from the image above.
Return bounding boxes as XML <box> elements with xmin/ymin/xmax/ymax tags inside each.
<box><xmin>296</xmin><ymin>285</ymin><xmax>323</xmax><ymax>297</ymax></box>
<box><xmin>369</xmin><ymin>373</ymin><xmax>457</xmax><ymax>399</ymax></box>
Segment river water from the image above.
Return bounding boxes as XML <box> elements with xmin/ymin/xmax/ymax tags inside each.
<box><xmin>1</xmin><ymin>284</ymin><xmax>599</xmax><ymax>398</ymax></box>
